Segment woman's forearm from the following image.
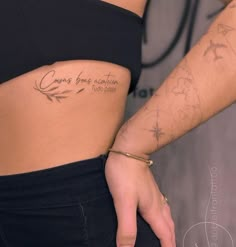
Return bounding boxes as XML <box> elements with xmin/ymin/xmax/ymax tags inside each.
<box><xmin>112</xmin><ymin>1</ymin><xmax>236</xmax><ymax>157</ymax></box>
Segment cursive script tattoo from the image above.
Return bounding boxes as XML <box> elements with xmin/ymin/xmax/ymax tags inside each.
<box><xmin>203</xmin><ymin>40</ymin><xmax>227</xmax><ymax>61</ymax></box>
<box><xmin>34</xmin><ymin>70</ymin><xmax>119</xmax><ymax>102</ymax></box>
<box><xmin>92</xmin><ymin>72</ymin><xmax>119</xmax><ymax>93</ymax></box>
<box><xmin>76</xmin><ymin>71</ymin><xmax>92</xmax><ymax>85</ymax></box>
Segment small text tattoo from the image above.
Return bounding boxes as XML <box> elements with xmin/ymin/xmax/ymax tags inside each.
<box><xmin>92</xmin><ymin>72</ymin><xmax>118</xmax><ymax>93</ymax></box>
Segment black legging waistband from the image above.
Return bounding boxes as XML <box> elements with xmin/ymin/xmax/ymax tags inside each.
<box><xmin>0</xmin><ymin>154</ymin><xmax>109</xmax><ymax>209</ymax></box>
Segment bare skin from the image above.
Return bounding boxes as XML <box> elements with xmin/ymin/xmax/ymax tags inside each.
<box><xmin>0</xmin><ymin>60</ymin><xmax>130</xmax><ymax>172</ymax></box>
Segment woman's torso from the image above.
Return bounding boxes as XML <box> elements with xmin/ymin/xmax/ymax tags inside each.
<box><xmin>0</xmin><ymin>0</ymin><xmax>146</xmax><ymax>175</ymax></box>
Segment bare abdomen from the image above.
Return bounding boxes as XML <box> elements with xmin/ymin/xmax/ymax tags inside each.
<box><xmin>0</xmin><ymin>60</ymin><xmax>131</xmax><ymax>175</ymax></box>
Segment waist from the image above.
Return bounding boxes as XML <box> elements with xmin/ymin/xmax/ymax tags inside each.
<box><xmin>0</xmin><ymin>60</ymin><xmax>130</xmax><ymax>174</ymax></box>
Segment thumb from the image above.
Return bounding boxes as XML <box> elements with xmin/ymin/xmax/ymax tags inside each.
<box><xmin>114</xmin><ymin>198</ymin><xmax>138</xmax><ymax>247</ymax></box>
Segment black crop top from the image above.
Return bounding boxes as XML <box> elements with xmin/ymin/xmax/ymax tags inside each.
<box><xmin>0</xmin><ymin>0</ymin><xmax>144</xmax><ymax>94</ymax></box>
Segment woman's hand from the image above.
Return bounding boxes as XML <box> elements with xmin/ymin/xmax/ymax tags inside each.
<box><xmin>104</xmin><ymin>152</ymin><xmax>176</xmax><ymax>247</ymax></box>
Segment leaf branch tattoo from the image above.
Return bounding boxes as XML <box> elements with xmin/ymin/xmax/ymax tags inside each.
<box><xmin>33</xmin><ymin>70</ymin><xmax>85</xmax><ymax>103</ymax></box>
<box><xmin>33</xmin><ymin>84</ymin><xmax>75</xmax><ymax>103</ymax></box>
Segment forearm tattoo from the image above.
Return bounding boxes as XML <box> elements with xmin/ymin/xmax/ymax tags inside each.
<box><xmin>203</xmin><ymin>4</ymin><xmax>236</xmax><ymax>61</ymax></box>
<box><xmin>33</xmin><ymin>70</ymin><xmax>119</xmax><ymax>103</ymax></box>
<box><xmin>138</xmin><ymin>58</ymin><xmax>203</xmax><ymax>151</ymax></box>
<box><xmin>145</xmin><ymin>108</ymin><xmax>165</xmax><ymax>147</ymax></box>
<box><xmin>117</xmin><ymin>7</ymin><xmax>236</xmax><ymax>151</ymax></box>
<box><xmin>203</xmin><ymin>40</ymin><xmax>227</xmax><ymax>61</ymax></box>
<box><xmin>169</xmin><ymin>58</ymin><xmax>203</xmax><ymax>123</ymax></box>
<box><xmin>217</xmin><ymin>23</ymin><xmax>236</xmax><ymax>56</ymax></box>
<box><xmin>145</xmin><ymin>11</ymin><xmax>236</xmax><ymax>148</ymax></box>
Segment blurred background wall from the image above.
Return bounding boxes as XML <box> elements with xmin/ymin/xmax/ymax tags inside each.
<box><xmin>125</xmin><ymin>1</ymin><xmax>236</xmax><ymax>246</ymax></box>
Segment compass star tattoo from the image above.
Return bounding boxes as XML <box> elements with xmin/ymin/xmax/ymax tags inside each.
<box><xmin>146</xmin><ymin>110</ymin><xmax>165</xmax><ymax>147</ymax></box>
<box><xmin>149</xmin><ymin>122</ymin><xmax>165</xmax><ymax>144</ymax></box>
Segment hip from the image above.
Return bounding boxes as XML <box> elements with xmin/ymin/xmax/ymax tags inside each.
<box><xmin>0</xmin><ymin>154</ymin><xmax>161</xmax><ymax>247</ymax></box>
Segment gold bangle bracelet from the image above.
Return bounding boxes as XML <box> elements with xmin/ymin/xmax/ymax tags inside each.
<box><xmin>108</xmin><ymin>149</ymin><xmax>153</xmax><ymax>167</ymax></box>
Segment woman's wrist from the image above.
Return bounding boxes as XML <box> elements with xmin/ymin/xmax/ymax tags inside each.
<box><xmin>110</xmin><ymin>130</ymin><xmax>153</xmax><ymax>167</ymax></box>
<box><xmin>108</xmin><ymin>148</ymin><xmax>154</xmax><ymax>167</ymax></box>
